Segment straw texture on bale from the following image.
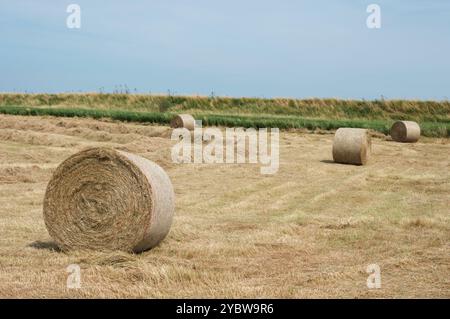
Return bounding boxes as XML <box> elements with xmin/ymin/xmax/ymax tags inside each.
<box><xmin>170</xmin><ymin>114</ymin><xmax>196</xmax><ymax>130</ymax></box>
<box><xmin>332</xmin><ymin>128</ymin><xmax>371</xmax><ymax>165</ymax></box>
<box><xmin>43</xmin><ymin>147</ymin><xmax>175</xmax><ymax>253</ymax></box>
<box><xmin>390</xmin><ymin>121</ymin><xmax>421</xmax><ymax>143</ymax></box>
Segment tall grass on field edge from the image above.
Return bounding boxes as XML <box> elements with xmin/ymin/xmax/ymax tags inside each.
<box><xmin>1</xmin><ymin>93</ymin><xmax>450</xmax><ymax>123</ymax></box>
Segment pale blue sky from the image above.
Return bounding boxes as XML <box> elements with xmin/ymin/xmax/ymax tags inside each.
<box><xmin>1</xmin><ymin>0</ymin><xmax>449</xmax><ymax>99</ymax></box>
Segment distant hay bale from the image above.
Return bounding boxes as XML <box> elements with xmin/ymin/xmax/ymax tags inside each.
<box><xmin>170</xmin><ymin>114</ymin><xmax>195</xmax><ymax>130</ymax></box>
<box><xmin>43</xmin><ymin>147</ymin><xmax>175</xmax><ymax>253</ymax></box>
<box><xmin>332</xmin><ymin>128</ymin><xmax>371</xmax><ymax>165</ymax></box>
<box><xmin>390</xmin><ymin>121</ymin><xmax>420</xmax><ymax>143</ymax></box>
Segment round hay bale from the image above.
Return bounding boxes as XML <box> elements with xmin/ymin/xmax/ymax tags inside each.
<box><xmin>43</xmin><ymin>147</ymin><xmax>175</xmax><ymax>253</ymax></box>
<box><xmin>332</xmin><ymin>128</ymin><xmax>371</xmax><ymax>165</ymax></box>
<box><xmin>170</xmin><ymin>114</ymin><xmax>196</xmax><ymax>130</ymax></box>
<box><xmin>390</xmin><ymin>121</ymin><xmax>420</xmax><ymax>143</ymax></box>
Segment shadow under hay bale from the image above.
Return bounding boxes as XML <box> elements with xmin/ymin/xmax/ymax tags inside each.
<box><xmin>320</xmin><ymin>159</ymin><xmax>340</xmax><ymax>165</ymax></box>
<box><xmin>28</xmin><ymin>240</ymin><xmax>61</xmax><ymax>252</ymax></box>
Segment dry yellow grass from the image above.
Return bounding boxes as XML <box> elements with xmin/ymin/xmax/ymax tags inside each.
<box><xmin>0</xmin><ymin>114</ymin><xmax>449</xmax><ymax>298</ymax></box>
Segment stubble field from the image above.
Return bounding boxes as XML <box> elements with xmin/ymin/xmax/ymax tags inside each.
<box><xmin>0</xmin><ymin>114</ymin><xmax>448</xmax><ymax>298</ymax></box>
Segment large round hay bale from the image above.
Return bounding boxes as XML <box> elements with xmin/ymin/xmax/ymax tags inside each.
<box><xmin>390</xmin><ymin>121</ymin><xmax>420</xmax><ymax>143</ymax></box>
<box><xmin>43</xmin><ymin>147</ymin><xmax>175</xmax><ymax>253</ymax></box>
<box><xmin>332</xmin><ymin>128</ymin><xmax>371</xmax><ymax>165</ymax></box>
<box><xmin>170</xmin><ymin>114</ymin><xmax>195</xmax><ymax>130</ymax></box>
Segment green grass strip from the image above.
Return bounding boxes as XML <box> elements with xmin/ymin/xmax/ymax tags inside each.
<box><xmin>0</xmin><ymin>105</ymin><xmax>172</xmax><ymax>124</ymax></box>
<box><xmin>0</xmin><ymin>105</ymin><xmax>448</xmax><ymax>138</ymax></box>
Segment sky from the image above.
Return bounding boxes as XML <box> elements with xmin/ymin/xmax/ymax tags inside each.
<box><xmin>0</xmin><ymin>0</ymin><xmax>449</xmax><ymax>99</ymax></box>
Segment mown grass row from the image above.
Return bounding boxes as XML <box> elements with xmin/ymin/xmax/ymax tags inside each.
<box><xmin>1</xmin><ymin>105</ymin><xmax>448</xmax><ymax>137</ymax></box>
<box><xmin>1</xmin><ymin>93</ymin><xmax>449</xmax><ymax>123</ymax></box>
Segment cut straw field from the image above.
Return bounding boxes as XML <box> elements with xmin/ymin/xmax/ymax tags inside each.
<box><xmin>0</xmin><ymin>114</ymin><xmax>448</xmax><ymax>298</ymax></box>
